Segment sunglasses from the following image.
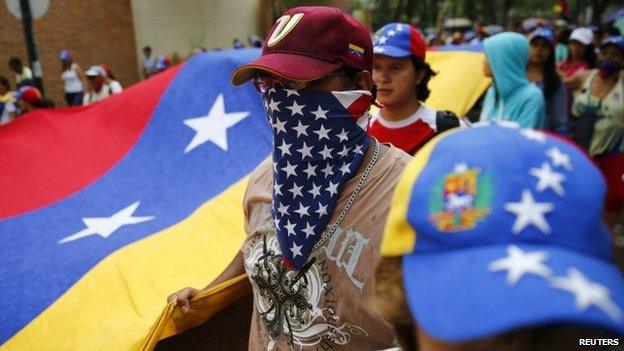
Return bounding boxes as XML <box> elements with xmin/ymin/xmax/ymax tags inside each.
<box><xmin>252</xmin><ymin>71</ymin><xmax>349</xmax><ymax>93</ymax></box>
<box><xmin>252</xmin><ymin>75</ymin><xmax>307</xmax><ymax>93</ymax></box>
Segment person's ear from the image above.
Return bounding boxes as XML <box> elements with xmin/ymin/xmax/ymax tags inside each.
<box><xmin>415</xmin><ymin>69</ymin><xmax>426</xmax><ymax>85</ymax></box>
<box><xmin>356</xmin><ymin>71</ymin><xmax>374</xmax><ymax>91</ymax></box>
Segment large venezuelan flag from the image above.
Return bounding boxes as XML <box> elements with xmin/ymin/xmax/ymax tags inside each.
<box><xmin>0</xmin><ymin>47</ymin><xmax>490</xmax><ymax>351</ymax></box>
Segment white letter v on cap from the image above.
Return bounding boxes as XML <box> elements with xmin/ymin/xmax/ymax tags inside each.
<box><xmin>267</xmin><ymin>13</ymin><xmax>304</xmax><ymax>47</ymax></box>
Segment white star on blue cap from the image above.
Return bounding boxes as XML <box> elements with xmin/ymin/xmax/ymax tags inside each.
<box><xmin>504</xmin><ymin>189</ymin><xmax>554</xmax><ymax>235</ymax></box>
<box><xmin>488</xmin><ymin>245</ymin><xmax>552</xmax><ymax>286</ymax></box>
<box><xmin>551</xmin><ymin>268</ymin><xmax>622</xmax><ymax>322</ymax></box>
<box><xmin>530</xmin><ymin>162</ymin><xmax>566</xmax><ymax>196</ymax></box>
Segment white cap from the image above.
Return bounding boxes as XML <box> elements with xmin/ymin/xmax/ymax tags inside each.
<box><xmin>569</xmin><ymin>27</ymin><xmax>593</xmax><ymax>46</ymax></box>
<box><xmin>85</xmin><ymin>65</ymin><xmax>106</xmax><ymax>77</ymax></box>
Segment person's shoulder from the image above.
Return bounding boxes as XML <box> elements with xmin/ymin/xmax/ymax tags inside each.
<box><xmin>377</xmin><ymin>142</ymin><xmax>413</xmax><ymax>172</ymax></box>
<box><xmin>246</xmin><ymin>157</ymin><xmax>273</xmax><ymax>194</ymax></box>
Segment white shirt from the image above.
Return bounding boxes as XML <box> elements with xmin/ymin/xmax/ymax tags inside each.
<box><xmin>61</xmin><ymin>63</ymin><xmax>83</xmax><ymax>93</ymax></box>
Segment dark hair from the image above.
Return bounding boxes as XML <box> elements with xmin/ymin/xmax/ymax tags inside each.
<box><xmin>557</xmin><ymin>28</ymin><xmax>572</xmax><ymax>44</ymax></box>
<box><xmin>143</xmin><ymin>46</ymin><xmax>151</xmax><ymax>51</ymax></box>
<box><xmin>30</xmin><ymin>98</ymin><xmax>55</xmax><ymax>109</ymax></box>
<box><xmin>338</xmin><ymin>67</ymin><xmax>377</xmax><ymax>102</ymax></box>
<box><xmin>568</xmin><ymin>42</ymin><xmax>597</xmax><ymax>68</ymax></box>
<box><xmin>410</xmin><ymin>56</ymin><xmax>436</xmax><ymax>101</ymax></box>
<box><xmin>584</xmin><ymin>43</ymin><xmax>597</xmax><ymax>68</ymax></box>
<box><xmin>8</xmin><ymin>57</ymin><xmax>21</xmax><ymax>66</ymax></box>
<box><xmin>0</xmin><ymin>76</ymin><xmax>9</xmax><ymax>91</ymax></box>
<box><xmin>532</xmin><ymin>38</ymin><xmax>561</xmax><ymax>101</ymax></box>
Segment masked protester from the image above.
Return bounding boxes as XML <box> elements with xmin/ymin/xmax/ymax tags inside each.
<box><xmin>168</xmin><ymin>6</ymin><xmax>411</xmax><ymax>350</ymax></box>
<box><xmin>369</xmin><ymin>22</ymin><xmax>463</xmax><ymax>155</ymax></box>
<box><xmin>567</xmin><ymin>35</ymin><xmax>624</xmax><ymax>226</ymax></box>
<box><xmin>480</xmin><ymin>32</ymin><xmax>546</xmax><ymax>129</ymax></box>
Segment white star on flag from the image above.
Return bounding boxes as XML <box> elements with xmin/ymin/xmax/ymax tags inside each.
<box><xmin>339</xmin><ymin>163</ymin><xmax>351</xmax><ymax>176</ymax></box>
<box><xmin>288</xmin><ymin>182</ymin><xmax>304</xmax><ymax>199</ymax></box>
<box><xmin>336</xmin><ymin>128</ymin><xmax>349</xmax><ymax>142</ymax></box>
<box><xmin>308</xmin><ymin>183</ymin><xmax>322</xmax><ymax>198</ymax></box>
<box><xmin>520</xmin><ymin>129</ymin><xmax>547</xmax><ymax>143</ymax></box>
<box><xmin>293</xmin><ymin>120</ymin><xmax>309</xmax><ymax>138</ymax></box>
<box><xmin>504</xmin><ymin>189</ymin><xmax>554</xmax><ymax>235</ymax></box>
<box><xmin>183</xmin><ymin>94</ymin><xmax>250</xmax><ymax>152</ymax></box>
<box><xmin>274</xmin><ymin>183</ymin><xmax>283</xmax><ymax>196</ymax></box>
<box><xmin>547</xmin><ymin>147</ymin><xmax>573</xmax><ymax>170</ymax></box>
<box><xmin>297</xmin><ymin>142</ymin><xmax>314</xmax><ymax>160</ymax></box>
<box><xmin>321</xmin><ymin>163</ymin><xmax>333</xmax><ymax>177</ymax></box>
<box><xmin>284</xmin><ymin>89</ymin><xmax>300</xmax><ymax>97</ymax></box>
<box><xmin>302</xmin><ymin>223</ymin><xmax>316</xmax><ymax>238</ymax></box>
<box><xmin>294</xmin><ymin>203</ymin><xmax>310</xmax><ymax>218</ymax></box>
<box><xmin>318</xmin><ymin>145</ymin><xmax>333</xmax><ymax>159</ymax></box>
<box><xmin>311</xmin><ymin>106</ymin><xmax>329</xmax><ymax>120</ymax></box>
<box><xmin>353</xmin><ymin>144</ymin><xmax>364</xmax><ymax>155</ymax></box>
<box><xmin>290</xmin><ymin>242</ymin><xmax>303</xmax><ymax>258</ymax></box>
<box><xmin>316</xmin><ymin>203</ymin><xmax>328</xmax><ymax>216</ymax></box>
<box><xmin>267</xmin><ymin>99</ymin><xmax>281</xmax><ymax>112</ymax></box>
<box><xmin>313</xmin><ymin>125</ymin><xmax>331</xmax><ymax>141</ymax></box>
<box><xmin>303</xmin><ymin>163</ymin><xmax>317</xmax><ymax>178</ymax></box>
<box><xmin>284</xmin><ymin>220</ymin><xmax>297</xmax><ymax>236</ymax></box>
<box><xmin>277</xmin><ymin>203</ymin><xmax>289</xmax><ymax>216</ymax></box>
<box><xmin>530</xmin><ymin>162</ymin><xmax>566</xmax><ymax>196</ymax></box>
<box><xmin>58</xmin><ymin>202</ymin><xmax>155</xmax><ymax>244</ymax></box>
<box><xmin>326</xmin><ymin>181</ymin><xmax>339</xmax><ymax>196</ymax></box>
<box><xmin>277</xmin><ymin>140</ymin><xmax>292</xmax><ymax>156</ymax></box>
<box><xmin>337</xmin><ymin>145</ymin><xmax>350</xmax><ymax>158</ymax></box>
<box><xmin>551</xmin><ymin>268</ymin><xmax>622</xmax><ymax>322</ymax></box>
<box><xmin>281</xmin><ymin>161</ymin><xmax>297</xmax><ymax>178</ymax></box>
<box><xmin>274</xmin><ymin>118</ymin><xmax>287</xmax><ymax>135</ymax></box>
<box><xmin>286</xmin><ymin>100</ymin><xmax>305</xmax><ymax>116</ymax></box>
<box><xmin>488</xmin><ymin>245</ymin><xmax>552</xmax><ymax>286</ymax></box>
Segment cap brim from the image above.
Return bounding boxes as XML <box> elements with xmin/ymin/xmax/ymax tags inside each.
<box><xmin>231</xmin><ymin>52</ymin><xmax>342</xmax><ymax>86</ymax></box>
<box><xmin>403</xmin><ymin>243</ymin><xmax>624</xmax><ymax>342</ymax></box>
<box><xmin>373</xmin><ymin>45</ymin><xmax>412</xmax><ymax>58</ymax></box>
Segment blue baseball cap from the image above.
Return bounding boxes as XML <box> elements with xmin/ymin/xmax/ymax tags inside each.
<box><xmin>529</xmin><ymin>28</ymin><xmax>554</xmax><ymax>45</ymax></box>
<box><xmin>59</xmin><ymin>50</ymin><xmax>70</xmax><ymax>61</ymax></box>
<box><xmin>382</xmin><ymin>121</ymin><xmax>624</xmax><ymax>341</ymax></box>
<box><xmin>373</xmin><ymin>22</ymin><xmax>426</xmax><ymax>59</ymax></box>
<box><xmin>601</xmin><ymin>35</ymin><xmax>624</xmax><ymax>51</ymax></box>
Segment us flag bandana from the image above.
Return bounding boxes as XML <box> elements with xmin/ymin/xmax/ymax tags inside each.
<box><xmin>261</xmin><ymin>88</ymin><xmax>373</xmax><ymax>270</ymax></box>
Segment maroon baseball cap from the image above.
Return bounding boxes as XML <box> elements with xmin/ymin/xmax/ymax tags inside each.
<box><xmin>231</xmin><ymin>6</ymin><xmax>373</xmax><ymax>86</ymax></box>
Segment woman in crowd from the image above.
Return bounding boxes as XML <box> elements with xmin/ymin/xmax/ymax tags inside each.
<box><xmin>558</xmin><ymin>27</ymin><xmax>597</xmax><ymax>78</ymax></box>
<box><xmin>368</xmin><ymin>22</ymin><xmax>461</xmax><ymax>155</ymax></box>
<box><xmin>566</xmin><ymin>35</ymin><xmax>624</xmax><ymax>226</ymax></box>
<box><xmin>59</xmin><ymin>50</ymin><xmax>85</xmax><ymax>106</ymax></box>
<box><xmin>480</xmin><ymin>32</ymin><xmax>545</xmax><ymax>128</ymax></box>
<box><xmin>527</xmin><ymin>28</ymin><xmax>568</xmax><ymax>135</ymax></box>
<box><xmin>16</xmin><ymin>86</ymin><xmax>54</xmax><ymax>114</ymax></box>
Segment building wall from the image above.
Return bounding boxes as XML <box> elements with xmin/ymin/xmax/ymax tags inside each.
<box><xmin>131</xmin><ymin>0</ymin><xmax>261</xmax><ymax>74</ymax></box>
<box><xmin>0</xmin><ymin>0</ymin><xmax>139</xmax><ymax>106</ymax></box>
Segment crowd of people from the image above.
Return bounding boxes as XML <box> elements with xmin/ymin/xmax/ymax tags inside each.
<box><xmin>163</xmin><ymin>5</ymin><xmax>623</xmax><ymax>351</ymax></box>
<box><xmin>0</xmin><ymin>51</ymin><xmax>128</xmax><ymax>124</ymax></box>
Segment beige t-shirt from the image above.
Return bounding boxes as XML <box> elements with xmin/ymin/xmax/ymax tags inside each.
<box><xmin>241</xmin><ymin>142</ymin><xmax>411</xmax><ymax>351</ymax></box>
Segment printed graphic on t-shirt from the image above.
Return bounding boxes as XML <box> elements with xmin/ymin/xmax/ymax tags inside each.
<box><xmin>244</xmin><ymin>231</ymin><xmax>369</xmax><ymax>350</ymax></box>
